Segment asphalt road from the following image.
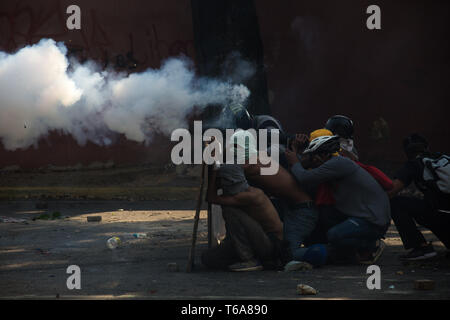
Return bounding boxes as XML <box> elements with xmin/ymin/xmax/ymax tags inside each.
<box><xmin>1</xmin><ymin>200</ymin><xmax>449</xmax><ymax>300</ymax></box>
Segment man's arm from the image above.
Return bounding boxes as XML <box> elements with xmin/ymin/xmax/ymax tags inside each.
<box><xmin>291</xmin><ymin>156</ymin><xmax>357</xmax><ymax>187</ymax></box>
<box><xmin>209</xmin><ymin>190</ymin><xmax>259</xmax><ymax>207</ymax></box>
<box><xmin>387</xmin><ymin>160</ymin><xmax>419</xmax><ymax>198</ymax></box>
<box><xmin>387</xmin><ymin>179</ymin><xmax>405</xmax><ymax>198</ymax></box>
<box><xmin>291</xmin><ymin>134</ymin><xmax>310</xmax><ymax>154</ymax></box>
<box><xmin>206</xmin><ymin>167</ymin><xmax>257</xmax><ymax>207</ymax></box>
<box><xmin>242</xmin><ymin>162</ymin><xmax>261</xmax><ymax>177</ymax></box>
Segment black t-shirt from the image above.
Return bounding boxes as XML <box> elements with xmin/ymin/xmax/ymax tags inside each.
<box><xmin>395</xmin><ymin>156</ymin><xmax>450</xmax><ymax>210</ymax></box>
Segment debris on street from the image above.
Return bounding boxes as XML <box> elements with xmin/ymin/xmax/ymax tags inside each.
<box><xmin>297</xmin><ymin>284</ymin><xmax>318</xmax><ymax>295</ymax></box>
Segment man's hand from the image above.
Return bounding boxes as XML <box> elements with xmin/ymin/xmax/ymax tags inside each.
<box><xmin>339</xmin><ymin>149</ymin><xmax>358</xmax><ymax>161</ymax></box>
<box><xmin>285</xmin><ymin>148</ymin><xmax>300</xmax><ymax>167</ymax></box>
<box><xmin>291</xmin><ymin>133</ymin><xmax>309</xmax><ymax>154</ymax></box>
<box><xmin>300</xmin><ymin>153</ymin><xmax>313</xmax><ymax>169</ymax></box>
<box><xmin>387</xmin><ymin>179</ymin><xmax>405</xmax><ymax>198</ymax></box>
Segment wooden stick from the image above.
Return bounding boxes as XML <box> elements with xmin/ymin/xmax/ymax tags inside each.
<box><xmin>186</xmin><ymin>162</ymin><xmax>207</xmax><ymax>272</ymax></box>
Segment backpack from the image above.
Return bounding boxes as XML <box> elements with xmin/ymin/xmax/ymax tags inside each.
<box><xmin>420</xmin><ymin>154</ymin><xmax>450</xmax><ymax>194</ymax></box>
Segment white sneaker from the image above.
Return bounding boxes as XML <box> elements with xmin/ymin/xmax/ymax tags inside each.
<box><xmin>283</xmin><ymin>260</ymin><xmax>313</xmax><ymax>272</ymax></box>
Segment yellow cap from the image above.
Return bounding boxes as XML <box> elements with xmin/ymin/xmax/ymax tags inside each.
<box><xmin>309</xmin><ymin>128</ymin><xmax>333</xmax><ymax>141</ymax></box>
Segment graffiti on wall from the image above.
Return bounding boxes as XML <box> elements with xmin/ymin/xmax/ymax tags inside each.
<box><xmin>0</xmin><ymin>0</ymin><xmax>195</xmax><ymax>70</ymax></box>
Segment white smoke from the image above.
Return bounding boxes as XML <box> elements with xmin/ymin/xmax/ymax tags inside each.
<box><xmin>0</xmin><ymin>38</ymin><xmax>251</xmax><ymax>150</ymax></box>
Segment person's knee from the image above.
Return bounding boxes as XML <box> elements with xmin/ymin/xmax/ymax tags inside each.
<box><xmin>326</xmin><ymin>227</ymin><xmax>340</xmax><ymax>244</ymax></box>
<box><xmin>326</xmin><ymin>222</ymin><xmax>354</xmax><ymax>245</ymax></box>
<box><xmin>390</xmin><ymin>196</ymin><xmax>421</xmax><ymax>217</ymax></box>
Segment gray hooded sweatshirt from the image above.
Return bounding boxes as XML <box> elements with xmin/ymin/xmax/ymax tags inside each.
<box><xmin>291</xmin><ymin>156</ymin><xmax>391</xmax><ymax>227</ymax></box>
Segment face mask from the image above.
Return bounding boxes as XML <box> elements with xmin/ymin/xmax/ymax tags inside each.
<box><xmin>339</xmin><ymin>138</ymin><xmax>354</xmax><ymax>152</ymax></box>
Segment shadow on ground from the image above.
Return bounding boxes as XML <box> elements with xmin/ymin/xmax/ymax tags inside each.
<box><xmin>0</xmin><ymin>200</ymin><xmax>449</xmax><ymax>300</ymax></box>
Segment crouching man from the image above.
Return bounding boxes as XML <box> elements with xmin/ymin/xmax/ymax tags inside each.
<box><xmin>229</xmin><ymin>130</ymin><xmax>319</xmax><ymax>267</ymax></box>
<box><xmin>201</xmin><ymin>163</ymin><xmax>286</xmax><ymax>271</ymax></box>
<box><xmin>388</xmin><ymin>133</ymin><xmax>450</xmax><ymax>260</ymax></box>
<box><xmin>285</xmin><ymin>135</ymin><xmax>391</xmax><ymax>264</ymax></box>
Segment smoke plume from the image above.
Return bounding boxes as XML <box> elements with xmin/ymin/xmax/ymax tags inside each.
<box><xmin>0</xmin><ymin>39</ymin><xmax>251</xmax><ymax>150</ymax></box>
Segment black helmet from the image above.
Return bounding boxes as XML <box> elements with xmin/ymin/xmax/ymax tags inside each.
<box><xmin>253</xmin><ymin>115</ymin><xmax>288</xmax><ymax>145</ymax></box>
<box><xmin>325</xmin><ymin>115</ymin><xmax>354</xmax><ymax>139</ymax></box>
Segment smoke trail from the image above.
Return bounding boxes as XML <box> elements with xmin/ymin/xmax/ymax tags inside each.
<box><xmin>0</xmin><ymin>39</ymin><xmax>251</xmax><ymax>150</ymax></box>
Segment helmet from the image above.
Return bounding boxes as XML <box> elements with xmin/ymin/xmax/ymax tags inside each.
<box><xmin>254</xmin><ymin>115</ymin><xmax>283</xmax><ymax>131</ymax></box>
<box><xmin>254</xmin><ymin>115</ymin><xmax>289</xmax><ymax>146</ymax></box>
<box><xmin>235</xmin><ymin>109</ymin><xmax>254</xmax><ymax>130</ymax></box>
<box><xmin>228</xmin><ymin>104</ymin><xmax>254</xmax><ymax>130</ymax></box>
<box><xmin>303</xmin><ymin>135</ymin><xmax>340</xmax><ymax>155</ymax></box>
<box><xmin>325</xmin><ymin>115</ymin><xmax>354</xmax><ymax>139</ymax></box>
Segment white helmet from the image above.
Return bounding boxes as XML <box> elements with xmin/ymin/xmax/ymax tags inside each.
<box><xmin>303</xmin><ymin>135</ymin><xmax>340</xmax><ymax>155</ymax></box>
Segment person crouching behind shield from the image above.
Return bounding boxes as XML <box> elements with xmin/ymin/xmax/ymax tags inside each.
<box><xmin>201</xmin><ymin>131</ymin><xmax>288</xmax><ymax>271</ymax></box>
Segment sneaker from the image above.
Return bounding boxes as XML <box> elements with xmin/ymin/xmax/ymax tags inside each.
<box><xmin>228</xmin><ymin>259</ymin><xmax>263</xmax><ymax>272</ymax></box>
<box><xmin>359</xmin><ymin>240</ymin><xmax>386</xmax><ymax>265</ymax></box>
<box><xmin>283</xmin><ymin>260</ymin><xmax>313</xmax><ymax>272</ymax></box>
<box><xmin>400</xmin><ymin>243</ymin><xmax>437</xmax><ymax>261</ymax></box>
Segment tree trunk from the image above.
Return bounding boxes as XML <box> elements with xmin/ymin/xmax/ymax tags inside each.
<box><xmin>191</xmin><ymin>0</ymin><xmax>270</xmax><ymax>115</ymax></box>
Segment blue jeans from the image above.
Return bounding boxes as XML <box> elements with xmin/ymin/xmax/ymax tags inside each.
<box><xmin>283</xmin><ymin>204</ymin><xmax>319</xmax><ymax>261</ymax></box>
<box><xmin>327</xmin><ymin>217</ymin><xmax>387</xmax><ymax>254</ymax></box>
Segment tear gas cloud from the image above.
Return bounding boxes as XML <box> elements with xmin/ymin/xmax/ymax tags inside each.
<box><xmin>0</xmin><ymin>39</ymin><xmax>252</xmax><ymax>150</ymax></box>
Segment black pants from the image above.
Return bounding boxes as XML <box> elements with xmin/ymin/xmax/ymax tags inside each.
<box><xmin>201</xmin><ymin>206</ymin><xmax>276</xmax><ymax>270</ymax></box>
<box><xmin>390</xmin><ymin>196</ymin><xmax>450</xmax><ymax>250</ymax></box>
